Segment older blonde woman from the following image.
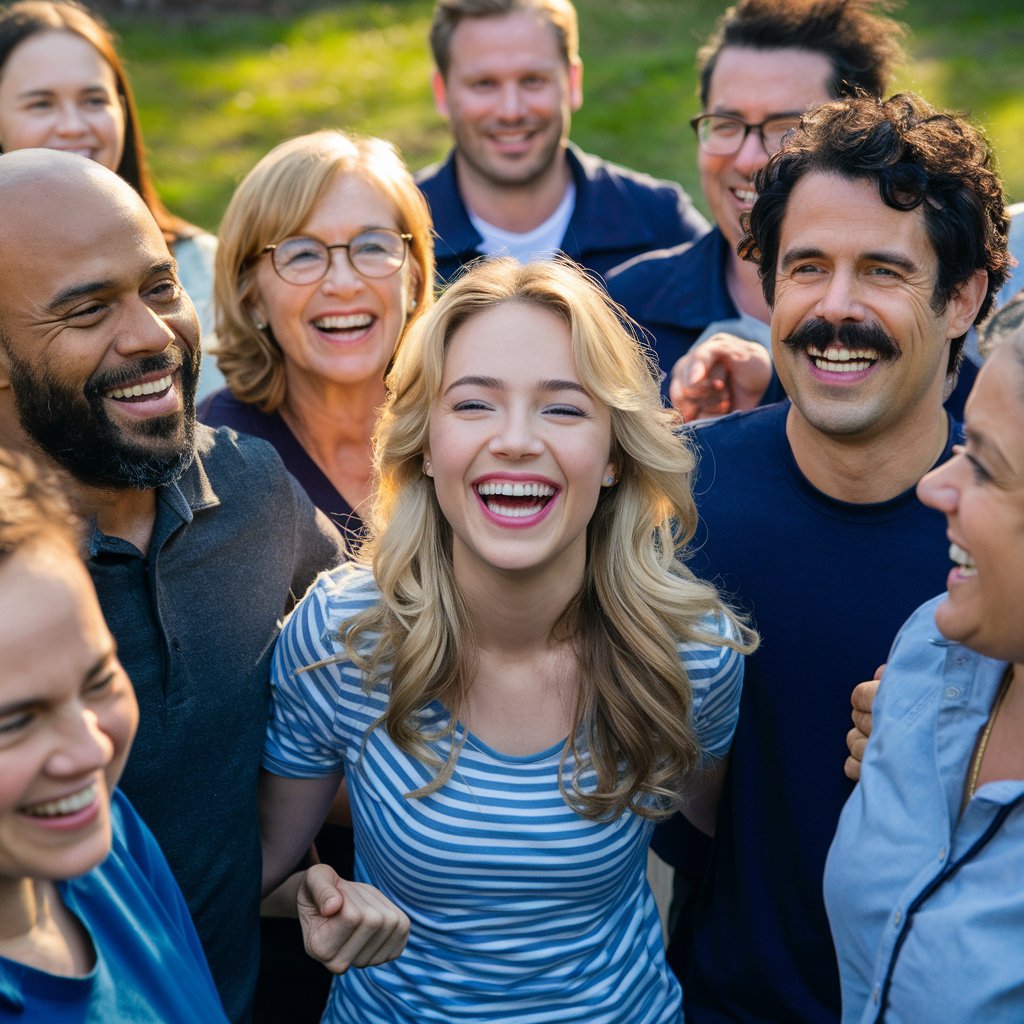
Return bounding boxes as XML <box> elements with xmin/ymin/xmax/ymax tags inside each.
<box><xmin>259</xmin><ymin>258</ymin><xmax>756</xmax><ymax>1023</ymax></box>
<box><xmin>199</xmin><ymin>130</ymin><xmax>434</xmax><ymax>544</ymax></box>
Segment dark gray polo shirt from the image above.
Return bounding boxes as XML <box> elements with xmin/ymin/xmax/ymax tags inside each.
<box><xmin>88</xmin><ymin>424</ymin><xmax>346</xmax><ymax>1023</ymax></box>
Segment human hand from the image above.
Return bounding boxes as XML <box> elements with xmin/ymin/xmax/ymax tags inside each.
<box><xmin>297</xmin><ymin>864</ymin><xmax>410</xmax><ymax>974</ymax></box>
<box><xmin>844</xmin><ymin>664</ymin><xmax>885</xmax><ymax>781</ymax></box>
<box><xmin>669</xmin><ymin>334</ymin><xmax>773</xmax><ymax>422</ymax></box>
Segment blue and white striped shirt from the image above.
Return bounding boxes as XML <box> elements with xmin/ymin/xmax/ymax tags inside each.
<box><xmin>264</xmin><ymin>563</ymin><xmax>744</xmax><ymax>1023</ymax></box>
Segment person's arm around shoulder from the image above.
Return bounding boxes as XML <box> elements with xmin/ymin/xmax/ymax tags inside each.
<box><xmin>844</xmin><ymin>664</ymin><xmax>885</xmax><ymax>781</ymax></box>
<box><xmin>670</xmin><ymin>334</ymin><xmax>773</xmax><ymax>421</ymax></box>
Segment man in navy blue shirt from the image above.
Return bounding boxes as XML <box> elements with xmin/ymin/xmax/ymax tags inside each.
<box><xmin>664</xmin><ymin>94</ymin><xmax>1010</xmax><ymax>1023</ymax></box>
<box><xmin>417</xmin><ymin>0</ymin><xmax>707</xmax><ymax>285</ymax></box>
<box><xmin>606</xmin><ymin>0</ymin><xmax>905</xmax><ymax>408</ymax></box>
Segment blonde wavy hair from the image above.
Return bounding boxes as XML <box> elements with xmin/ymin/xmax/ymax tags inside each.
<box><xmin>344</xmin><ymin>258</ymin><xmax>756</xmax><ymax>821</ymax></box>
<box><xmin>213</xmin><ymin>130</ymin><xmax>435</xmax><ymax>412</ymax></box>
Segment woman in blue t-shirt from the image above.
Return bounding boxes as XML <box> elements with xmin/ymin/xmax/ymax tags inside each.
<box><xmin>0</xmin><ymin>450</ymin><xmax>227</xmax><ymax>1023</ymax></box>
<box><xmin>259</xmin><ymin>258</ymin><xmax>757</xmax><ymax>1023</ymax></box>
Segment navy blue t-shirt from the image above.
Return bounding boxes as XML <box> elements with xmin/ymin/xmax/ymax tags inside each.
<box><xmin>669</xmin><ymin>401</ymin><xmax>958</xmax><ymax>1024</ymax></box>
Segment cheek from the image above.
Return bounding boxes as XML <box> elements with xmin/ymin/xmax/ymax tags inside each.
<box><xmin>100</xmin><ymin>693</ymin><xmax>139</xmax><ymax>790</ymax></box>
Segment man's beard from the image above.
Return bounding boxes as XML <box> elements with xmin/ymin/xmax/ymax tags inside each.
<box><xmin>8</xmin><ymin>346</ymin><xmax>200</xmax><ymax>491</ymax></box>
<box><xmin>780</xmin><ymin>318</ymin><xmax>902</xmax><ymax>362</ymax></box>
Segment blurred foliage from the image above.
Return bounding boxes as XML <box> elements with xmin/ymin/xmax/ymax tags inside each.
<box><xmin>104</xmin><ymin>0</ymin><xmax>1024</xmax><ymax>231</ymax></box>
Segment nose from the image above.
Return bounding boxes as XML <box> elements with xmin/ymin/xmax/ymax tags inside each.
<box><xmin>46</xmin><ymin>706</ymin><xmax>114</xmax><ymax>779</ymax></box>
<box><xmin>814</xmin><ymin>268</ymin><xmax>867</xmax><ymax>325</ymax></box>
<box><xmin>732</xmin><ymin>126</ymin><xmax>770</xmax><ymax>179</ymax></box>
<box><xmin>320</xmin><ymin>248</ymin><xmax>365</xmax><ymax>295</ymax></box>
<box><xmin>488</xmin><ymin>407</ymin><xmax>544</xmax><ymax>460</ymax></box>
<box><xmin>112</xmin><ymin>300</ymin><xmax>178</xmax><ymax>359</ymax></box>
<box><xmin>54</xmin><ymin>101</ymin><xmax>89</xmax><ymax>137</ymax></box>
<box><xmin>916</xmin><ymin>451</ymin><xmax>961</xmax><ymax>514</ymax></box>
<box><xmin>495</xmin><ymin>82</ymin><xmax>527</xmax><ymax>122</ymax></box>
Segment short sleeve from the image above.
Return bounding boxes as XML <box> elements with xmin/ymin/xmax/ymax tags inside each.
<box><xmin>683</xmin><ymin>614</ymin><xmax>745</xmax><ymax>761</ymax></box>
<box><xmin>263</xmin><ymin>572</ymin><xmax>353</xmax><ymax>778</ymax></box>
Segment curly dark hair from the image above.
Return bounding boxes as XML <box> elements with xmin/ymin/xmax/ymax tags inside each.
<box><xmin>739</xmin><ymin>92</ymin><xmax>1011</xmax><ymax>374</ymax></box>
<box><xmin>698</xmin><ymin>0</ymin><xmax>906</xmax><ymax>105</ymax></box>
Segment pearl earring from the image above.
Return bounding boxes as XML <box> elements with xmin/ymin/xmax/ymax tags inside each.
<box><xmin>408</xmin><ymin>297</ymin><xmax>418</xmax><ymax>314</ymax></box>
<box><xmin>255</xmin><ymin>321</ymin><xmax>267</xmax><ymax>332</ymax></box>
<box><xmin>423</xmin><ymin>457</ymin><xmax>432</xmax><ymax>475</ymax></box>
<box><xmin>604</xmin><ymin>474</ymin><xmax>616</xmax><ymax>486</ymax></box>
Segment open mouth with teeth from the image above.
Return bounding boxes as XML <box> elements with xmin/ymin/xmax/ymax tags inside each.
<box><xmin>475</xmin><ymin>480</ymin><xmax>557</xmax><ymax>520</ymax></box>
<box><xmin>312</xmin><ymin>314</ymin><xmax>375</xmax><ymax>338</ymax></box>
<box><xmin>949</xmin><ymin>541</ymin><xmax>977</xmax><ymax>577</ymax></box>
<box><xmin>733</xmin><ymin>188</ymin><xmax>758</xmax><ymax>204</ymax></box>
<box><xmin>105</xmin><ymin>373</ymin><xmax>174</xmax><ymax>402</ymax></box>
<box><xmin>806</xmin><ymin>346</ymin><xmax>879</xmax><ymax>374</ymax></box>
<box><xmin>21</xmin><ymin>781</ymin><xmax>98</xmax><ymax>819</ymax></box>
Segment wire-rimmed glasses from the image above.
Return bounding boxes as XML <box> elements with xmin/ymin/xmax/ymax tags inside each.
<box><xmin>260</xmin><ymin>228</ymin><xmax>413</xmax><ymax>284</ymax></box>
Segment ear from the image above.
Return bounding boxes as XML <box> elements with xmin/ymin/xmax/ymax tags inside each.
<box><xmin>600</xmin><ymin>461</ymin><xmax>617</xmax><ymax>488</ymax></box>
<box><xmin>568</xmin><ymin>59</ymin><xmax>583</xmax><ymax>112</ymax></box>
<box><xmin>245</xmin><ymin>299</ymin><xmax>268</xmax><ymax>333</ymax></box>
<box><xmin>432</xmin><ymin>70</ymin><xmax>450</xmax><ymax>120</ymax></box>
<box><xmin>946</xmin><ymin>268</ymin><xmax>988</xmax><ymax>339</ymax></box>
<box><xmin>422</xmin><ymin>450</ymin><xmax>434</xmax><ymax>478</ymax></box>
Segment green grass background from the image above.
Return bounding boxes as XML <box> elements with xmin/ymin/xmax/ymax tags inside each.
<box><xmin>106</xmin><ymin>0</ymin><xmax>1024</xmax><ymax>233</ymax></box>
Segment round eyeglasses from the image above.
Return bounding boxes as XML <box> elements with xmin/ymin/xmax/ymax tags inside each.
<box><xmin>260</xmin><ymin>228</ymin><xmax>413</xmax><ymax>285</ymax></box>
<box><xmin>690</xmin><ymin>113</ymin><xmax>802</xmax><ymax>157</ymax></box>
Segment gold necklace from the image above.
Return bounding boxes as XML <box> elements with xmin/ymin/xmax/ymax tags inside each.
<box><xmin>965</xmin><ymin>666</ymin><xmax>1014</xmax><ymax>802</ymax></box>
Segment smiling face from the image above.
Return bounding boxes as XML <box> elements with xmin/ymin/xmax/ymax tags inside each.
<box><xmin>0</xmin><ymin>542</ymin><xmax>138</xmax><ymax>884</ymax></box>
<box><xmin>916</xmin><ymin>344</ymin><xmax>1024</xmax><ymax>662</ymax></box>
<box><xmin>770</xmin><ymin>172</ymin><xmax>984</xmax><ymax>444</ymax></box>
<box><xmin>250</xmin><ymin>173</ymin><xmax>419</xmax><ymax>398</ymax></box>
<box><xmin>432</xmin><ymin>10</ymin><xmax>581</xmax><ymax>192</ymax></box>
<box><xmin>0</xmin><ymin>30</ymin><xmax>125</xmax><ymax>171</ymax></box>
<box><xmin>425</xmin><ymin>300</ymin><xmax>614</xmax><ymax>588</ymax></box>
<box><xmin>0</xmin><ymin>161</ymin><xmax>200</xmax><ymax>490</ymax></box>
<box><xmin>699</xmin><ymin>46</ymin><xmax>832</xmax><ymax>250</ymax></box>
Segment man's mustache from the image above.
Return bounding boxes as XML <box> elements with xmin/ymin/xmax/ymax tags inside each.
<box><xmin>781</xmin><ymin>318</ymin><xmax>901</xmax><ymax>362</ymax></box>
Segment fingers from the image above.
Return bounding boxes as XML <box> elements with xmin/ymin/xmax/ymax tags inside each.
<box><xmin>845</xmin><ymin>725</ymin><xmax>869</xmax><ymax>781</ymax></box>
<box><xmin>298</xmin><ymin>869</ymin><xmax>410</xmax><ymax>975</ymax></box>
<box><xmin>850</xmin><ymin>678</ymin><xmax>881</xmax><ymax>735</ymax></box>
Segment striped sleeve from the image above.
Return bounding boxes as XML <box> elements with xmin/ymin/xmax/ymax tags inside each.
<box><xmin>683</xmin><ymin>612</ymin><xmax>745</xmax><ymax>761</ymax></box>
<box><xmin>263</xmin><ymin>565</ymin><xmax>378</xmax><ymax>778</ymax></box>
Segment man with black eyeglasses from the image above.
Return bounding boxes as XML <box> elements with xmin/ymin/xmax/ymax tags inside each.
<box><xmin>607</xmin><ymin>0</ymin><xmax>905</xmax><ymax>408</ymax></box>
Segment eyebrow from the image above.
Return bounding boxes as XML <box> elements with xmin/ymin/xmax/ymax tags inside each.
<box><xmin>0</xmin><ymin>648</ymin><xmax>116</xmax><ymax>718</ymax></box>
<box><xmin>964</xmin><ymin>428</ymin><xmax>1014</xmax><ymax>476</ymax></box>
<box><xmin>45</xmin><ymin>258</ymin><xmax>178</xmax><ymax>315</ymax></box>
<box><xmin>779</xmin><ymin>246</ymin><xmax>920</xmax><ymax>274</ymax></box>
<box><xmin>443</xmin><ymin>376</ymin><xmax>588</xmax><ymax>396</ymax></box>
<box><xmin>709</xmin><ymin>107</ymin><xmax>804</xmax><ymax>120</ymax></box>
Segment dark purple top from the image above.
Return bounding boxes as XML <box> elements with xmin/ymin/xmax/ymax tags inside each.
<box><xmin>198</xmin><ymin>388</ymin><xmax>364</xmax><ymax>547</ymax></box>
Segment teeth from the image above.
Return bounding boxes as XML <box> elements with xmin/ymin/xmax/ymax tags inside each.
<box><xmin>493</xmin><ymin>132</ymin><xmax>531</xmax><ymax>143</ymax></box>
<box><xmin>486</xmin><ymin>501</ymin><xmax>546</xmax><ymax>518</ymax></box>
<box><xmin>735</xmin><ymin>189</ymin><xmax>758</xmax><ymax>203</ymax></box>
<box><xmin>476</xmin><ymin>481</ymin><xmax>556</xmax><ymax>498</ymax></box>
<box><xmin>949</xmin><ymin>542</ymin><xmax>977</xmax><ymax>574</ymax></box>
<box><xmin>313</xmin><ymin>314</ymin><xmax>374</xmax><ymax>331</ymax></box>
<box><xmin>23</xmin><ymin>782</ymin><xmax>97</xmax><ymax>818</ymax></box>
<box><xmin>106</xmin><ymin>374</ymin><xmax>173</xmax><ymax>399</ymax></box>
<box><xmin>806</xmin><ymin>346</ymin><xmax>877</xmax><ymax>373</ymax></box>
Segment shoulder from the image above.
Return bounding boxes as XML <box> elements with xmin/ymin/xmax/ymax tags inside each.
<box><xmin>572</xmin><ymin>146</ymin><xmax>686</xmax><ymax>204</ymax></box>
<box><xmin>196</xmin><ymin>388</ymin><xmax>253</xmax><ymax>429</ymax></box>
<box><xmin>414</xmin><ymin>151</ymin><xmax>457</xmax><ymax>196</ymax></box>
<box><xmin>605</xmin><ymin>228</ymin><xmax>726</xmax><ymax>322</ymax></box>
<box><xmin>192</xmin><ymin>422</ymin><xmax>295</xmax><ymax>489</ymax></box>
<box><xmin>280</xmin><ymin>563</ymin><xmax>380</xmax><ymax>652</ymax></box>
<box><xmin>689</xmin><ymin>403</ymin><xmax>787</xmax><ymax>460</ymax></box>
